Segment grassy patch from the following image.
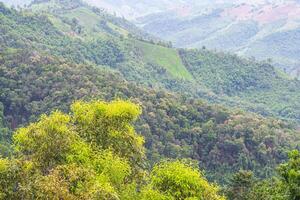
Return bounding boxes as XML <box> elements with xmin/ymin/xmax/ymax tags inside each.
<box><xmin>135</xmin><ymin>40</ymin><xmax>193</xmax><ymax>80</ymax></box>
<box><xmin>107</xmin><ymin>22</ymin><xmax>128</xmax><ymax>36</ymax></box>
<box><xmin>47</xmin><ymin>15</ymin><xmax>71</xmax><ymax>33</ymax></box>
<box><xmin>62</xmin><ymin>7</ymin><xmax>101</xmax><ymax>30</ymax></box>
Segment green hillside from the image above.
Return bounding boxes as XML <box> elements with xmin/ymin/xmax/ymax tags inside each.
<box><xmin>0</xmin><ymin>2</ymin><xmax>300</xmax><ymax>198</ymax></box>
<box><xmin>1</xmin><ymin>30</ymin><xmax>299</xmax><ymax>184</ymax></box>
<box><xmin>180</xmin><ymin>49</ymin><xmax>300</xmax><ymax>121</ymax></box>
<box><xmin>134</xmin><ymin>40</ymin><xmax>193</xmax><ymax>80</ymax></box>
<box><xmin>130</xmin><ymin>1</ymin><xmax>300</xmax><ymax>78</ymax></box>
<box><xmin>26</xmin><ymin>0</ymin><xmax>300</xmax><ymax>123</ymax></box>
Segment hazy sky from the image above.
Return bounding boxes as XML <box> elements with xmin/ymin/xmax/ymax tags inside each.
<box><xmin>1</xmin><ymin>0</ymin><xmax>32</xmax><ymax>6</ymax></box>
<box><xmin>2</xmin><ymin>0</ymin><xmax>299</xmax><ymax>19</ymax></box>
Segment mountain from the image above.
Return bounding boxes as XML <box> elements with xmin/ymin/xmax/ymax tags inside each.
<box><xmin>0</xmin><ymin>0</ymin><xmax>300</xmax><ymax>185</ymax></box>
<box><xmin>5</xmin><ymin>0</ymin><xmax>297</xmax><ymax>124</ymax></box>
<box><xmin>1</xmin><ymin>0</ymin><xmax>300</xmax><ymax>123</ymax></box>
<box><xmin>85</xmin><ymin>0</ymin><xmax>300</xmax><ymax>77</ymax></box>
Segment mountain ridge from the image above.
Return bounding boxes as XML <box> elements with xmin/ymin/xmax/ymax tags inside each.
<box><xmin>2</xmin><ymin>0</ymin><xmax>300</xmax><ymax>123</ymax></box>
<box><xmin>79</xmin><ymin>0</ymin><xmax>300</xmax><ymax>77</ymax></box>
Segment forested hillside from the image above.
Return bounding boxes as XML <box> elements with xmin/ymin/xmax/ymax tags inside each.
<box><xmin>109</xmin><ymin>0</ymin><xmax>300</xmax><ymax>77</ymax></box>
<box><xmin>0</xmin><ymin>100</ymin><xmax>300</xmax><ymax>199</ymax></box>
<box><xmin>3</xmin><ymin>0</ymin><xmax>300</xmax><ymax>123</ymax></box>
<box><xmin>2</xmin><ymin>37</ymin><xmax>299</xmax><ymax>183</ymax></box>
<box><xmin>0</xmin><ymin>1</ymin><xmax>300</xmax><ymax>199</ymax></box>
<box><xmin>180</xmin><ymin>49</ymin><xmax>300</xmax><ymax>120</ymax></box>
<box><xmin>0</xmin><ymin>100</ymin><xmax>226</xmax><ymax>200</ymax></box>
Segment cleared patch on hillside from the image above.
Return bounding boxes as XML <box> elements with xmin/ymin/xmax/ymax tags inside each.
<box><xmin>135</xmin><ymin>40</ymin><xmax>193</xmax><ymax>81</ymax></box>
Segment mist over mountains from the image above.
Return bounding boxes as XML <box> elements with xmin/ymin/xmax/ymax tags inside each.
<box><xmin>84</xmin><ymin>0</ymin><xmax>300</xmax><ymax>77</ymax></box>
<box><xmin>1</xmin><ymin>0</ymin><xmax>32</xmax><ymax>6</ymax></box>
<box><xmin>3</xmin><ymin>0</ymin><xmax>300</xmax><ymax>77</ymax></box>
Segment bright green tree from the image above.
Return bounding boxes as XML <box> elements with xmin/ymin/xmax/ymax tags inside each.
<box><xmin>71</xmin><ymin>100</ymin><xmax>145</xmax><ymax>166</ymax></box>
<box><xmin>0</xmin><ymin>100</ymin><xmax>141</xmax><ymax>199</ymax></box>
<box><xmin>148</xmin><ymin>161</ymin><xmax>225</xmax><ymax>200</ymax></box>
<box><xmin>0</xmin><ymin>100</ymin><xmax>225</xmax><ymax>200</ymax></box>
<box><xmin>278</xmin><ymin>150</ymin><xmax>300</xmax><ymax>200</ymax></box>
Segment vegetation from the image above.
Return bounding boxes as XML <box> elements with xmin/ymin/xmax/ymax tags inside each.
<box><xmin>3</xmin><ymin>0</ymin><xmax>300</xmax><ymax>123</ymax></box>
<box><xmin>0</xmin><ymin>100</ymin><xmax>225</xmax><ymax>200</ymax></box>
<box><xmin>0</xmin><ymin>99</ymin><xmax>298</xmax><ymax>200</ymax></box>
<box><xmin>134</xmin><ymin>40</ymin><xmax>193</xmax><ymax>80</ymax></box>
<box><xmin>180</xmin><ymin>49</ymin><xmax>300</xmax><ymax>121</ymax></box>
<box><xmin>278</xmin><ymin>150</ymin><xmax>300</xmax><ymax>200</ymax></box>
<box><xmin>132</xmin><ymin>1</ymin><xmax>300</xmax><ymax>78</ymax></box>
<box><xmin>1</xmin><ymin>46</ymin><xmax>299</xmax><ymax>183</ymax></box>
<box><xmin>0</xmin><ymin>104</ymin><xmax>10</xmax><ymax>157</ymax></box>
<box><xmin>0</xmin><ymin>1</ymin><xmax>299</xmax><ymax>199</ymax></box>
<box><xmin>225</xmin><ymin>150</ymin><xmax>300</xmax><ymax>200</ymax></box>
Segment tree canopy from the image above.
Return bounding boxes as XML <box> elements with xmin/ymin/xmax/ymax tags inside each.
<box><xmin>0</xmin><ymin>100</ymin><xmax>225</xmax><ymax>200</ymax></box>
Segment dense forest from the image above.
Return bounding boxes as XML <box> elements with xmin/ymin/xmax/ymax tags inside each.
<box><xmin>0</xmin><ymin>0</ymin><xmax>300</xmax><ymax>199</ymax></box>
<box><xmin>180</xmin><ymin>49</ymin><xmax>300</xmax><ymax>120</ymax></box>
<box><xmin>2</xmin><ymin>0</ymin><xmax>300</xmax><ymax>123</ymax></box>
<box><xmin>0</xmin><ymin>100</ymin><xmax>299</xmax><ymax>199</ymax></box>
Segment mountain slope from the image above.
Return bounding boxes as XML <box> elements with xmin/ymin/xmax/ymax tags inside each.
<box><xmin>2</xmin><ymin>0</ymin><xmax>299</xmax><ymax>123</ymax></box>
<box><xmin>180</xmin><ymin>49</ymin><xmax>300</xmax><ymax>120</ymax></box>
<box><xmin>4</xmin><ymin>1</ymin><xmax>300</xmax><ymax>76</ymax></box>
<box><xmin>1</xmin><ymin>2</ymin><xmax>300</xmax><ymax>184</ymax></box>
<box><xmin>90</xmin><ymin>0</ymin><xmax>300</xmax><ymax>77</ymax></box>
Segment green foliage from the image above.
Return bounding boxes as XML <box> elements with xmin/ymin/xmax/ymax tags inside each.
<box><xmin>0</xmin><ymin>101</ymin><xmax>138</xmax><ymax>199</ymax></box>
<box><xmin>278</xmin><ymin>150</ymin><xmax>300</xmax><ymax>200</ymax></box>
<box><xmin>247</xmin><ymin>178</ymin><xmax>289</xmax><ymax>200</ymax></box>
<box><xmin>225</xmin><ymin>151</ymin><xmax>300</xmax><ymax>200</ymax></box>
<box><xmin>13</xmin><ymin>111</ymin><xmax>76</xmax><ymax>172</ymax></box>
<box><xmin>225</xmin><ymin>171</ymin><xmax>255</xmax><ymax>200</ymax></box>
<box><xmin>180</xmin><ymin>49</ymin><xmax>274</xmax><ymax>94</ymax></box>
<box><xmin>71</xmin><ymin>100</ymin><xmax>145</xmax><ymax>168</ymax></box>
<box><xmin>0</xmin><ymin>45</ymin><xmax>298</xmax><ymax>183</ymax></box>
<box><xmin>180</xmin><ymin>49</ymin><xmax>300</xmax><ymax>122</ymax></box>
<box><xmin>139</xmin><ymin>187</ymin><xmax>172</xmax><ymax>200</ymax></box>
<box><xmin>149</xmin><ymin>161</ymin><xmax>225</xmax><ymax>200</ymax></box>
<box><xmin>0</xmin><ymin>100</ymin><xmax>226</xmax><ymax>200</ymax></box>
<box><xmin>0</xmin><ymin>0</ymin><xmax>299</xmax><ymax>186</ymax></box>
<box><xmin>89</xmin><ymin>39</ymin><xmax>124</xmax><ymax>66</ymax></box>
<box><xmin>2</xmin><ymin>0</ymin><xmax>300</xmax><ymax>125</ymax></box>
<box><xmin>0</xmin><ymin>104</ymin><xmax>10</xmax><ymax>156</ymax></box>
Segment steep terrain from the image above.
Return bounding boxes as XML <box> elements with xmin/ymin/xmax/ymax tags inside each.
<box><xmin>88</xmin><ymin>0</ymin><xmax>300</xmax><ymax>77</ymax></box>
<box><xmin>0</xmin><ymin>0</ymin><xmax>300</xmax><ymax>184</ymax></box>
<box><xmin>2</xmin><ymin>0</ymin><xmax>298</xmax><ymax>123</ymax></box>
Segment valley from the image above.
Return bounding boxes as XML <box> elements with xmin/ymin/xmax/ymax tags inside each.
<box><xmin>88</xmin><ymin>0</ymin><xmax>300</xmax><ymax>77</ymax></box>
<box><xmin>0</xmin><ymin>0</ymin><xmax>299</xmax><ymax>199</ymax></box>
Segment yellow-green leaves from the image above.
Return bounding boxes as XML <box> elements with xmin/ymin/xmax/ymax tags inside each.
<box><xmin>0</xmin><ymin>158</ymin><xmax>9</xmax><ymax>173</ymax></box>
<box><xmin>93</xmin><ymin>151</ymin><xmax>131</xmax><ymax>187</ymax></box>
<box><xmin>139</xmin><ymin>187</ymin><xmax>173</xmax><ymax>200</ymax></box>
<box><xmin>71</xmin><ymin>100</ymin><xmax>144</xmax><ymax>166</ymax></box>
<box><xmin>13</xmin><ymin>111</ymin><xmax>76</xmax><ymax>172</ymax></box>
<box><xmin>0</xmin><ymin>100</ymin><xmax>226</xmax><ymax>200</ymax></box>
<box><xmin>0</xmin><ymin>100</ymin><xmax>143</xmax><ymax>199</ymax></box>
<box><xmin>149</xmin><ymin>161</ymin><xmax>225</xmax><ymax>200</ymax></box>
<box><xmin>278</xmin><ymin>150</ymin><xmax>300</xmax><ymax>199</ymax></box>
<box><xmin>34</xmin><ymin>164</ymin><xmax>120</xmax><ymax>200</ymax></box>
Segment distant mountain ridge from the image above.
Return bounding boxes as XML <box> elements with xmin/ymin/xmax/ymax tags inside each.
<box><xmin>78</xmin><ymin>0</ymin><xmax>300</xmax><ymax>77</ymax></box>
